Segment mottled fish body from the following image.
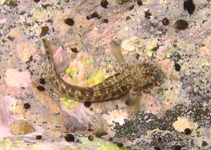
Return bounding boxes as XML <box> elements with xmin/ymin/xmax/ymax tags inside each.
<box><xmin>42</xmin><ymin>39</ymin><xmax>158</xmax><ymax>102</ymax></box>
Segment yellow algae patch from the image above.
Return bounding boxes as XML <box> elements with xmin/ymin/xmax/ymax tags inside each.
<box><xmin>9</xmin><ymin>120</ymin><xmax>35</xmax><ymax>135</ymax></box>
<box><xmin>61</xmin><ymin>97</ymin><xmax>78</xmax><ymax>109</ymax></box>
<box><xmin>65</xmin><ymin>55</ymin><xmax>111</xmax><ymax>87</ymax></box>
<box><xmin>0</xmin><ymin>138</ymin><xmax>24</xmax><ymax>149</ymax></box>
<box><xmin>86</xmin><ymin>70</ymin><xmax>110</xmax><ymax>85</ymax></box>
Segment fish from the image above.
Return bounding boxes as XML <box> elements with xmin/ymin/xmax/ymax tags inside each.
<box><xmin>42</xmin><ymin>39</ymin><xmax>159</xmax><ymax>104</ymax></box>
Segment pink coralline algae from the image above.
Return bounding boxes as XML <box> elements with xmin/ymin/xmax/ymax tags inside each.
<box><xmin>5</xmin><ymin>69</ymin><xmax>31</xmax><ymax>88</ymax></box>
<box><xmin>52</xmin><ymin>46</ymin><xmax>70</xmax><ymax>73</ymax></box>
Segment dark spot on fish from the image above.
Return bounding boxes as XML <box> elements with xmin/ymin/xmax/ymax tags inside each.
<box><xmin>54</xmin><ymin>80</ymin><xmax>59</xmax><ymax>87</ymax></box>
<box><xmin>102</xmin><ymin>93</ymin><xmax>111</xmax><ymax>100</ymax></box>
<box><xmin>121</xmin><ymin>86</ymin><xmax>128</xmax><ymax>92</ymax></box>
<box><xmin>112</xmin><ymin>89</ymin><xmax>122</xmax><ymax>97</ymax></box>
<box><xmin>37</xmin><ymin>86</ymin><xmax>45</xmax><ymax>91</ymax></box>
<box><xmin>80</xmin><ymin>90</ymin><xmax>86</xmax><ymax>96</ymax></box>
<box><xmin>87</xmin><ymin>89</ymin><xmax>94</xmax><ymax>97</ymax></box>
<box><xmin>77</xmin><ymin>95</ymin><xmax>84</xmax><ymax>100</ymax></box>
<box><xmin>99</xmin><ymin>89</ymin><xmax>106</xmax><ymax>97</ymax></box>
<box><xmin>65</xmin><ymin>134</ymin><xmax>75</xmax><ymax>142</ymax></box>
<box><xmin>61</xmin><ymin>85</ymin><xmax>67</xmax><ymax>94</ymax></box>
<box><xmin>94</xmin><ymin>95</ymin><xmax>102</xmax><ymax>101</ymax></box>
<box><xmin>158</xmin><ymin>137</ymin><xmax>162</xmax><ymax>142</ymax></box>
<box><xmin>70</xmin><ymin>87</ymin><xmax>76</xmax><ymax>94</ymax></box>
<box><xmin>67</xmin><ymin>91</ymin><xmax>75</xmax><ymax>98</ymax></box>
<box><xmin>23</xmin><ymin>103</ymin><xmax>31</xmax><ymax>109</ymax></box>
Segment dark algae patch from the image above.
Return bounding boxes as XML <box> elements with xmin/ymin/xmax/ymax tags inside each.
<box><xmin>113</xmin><ymin>102</ymin><xmax>211</xmax><ymax>149</ymax></box>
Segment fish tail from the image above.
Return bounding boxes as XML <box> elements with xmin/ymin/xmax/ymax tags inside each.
<box><xmin>42</xmin><ymin>39</ymin><xmax>56</xmax><ymax>75</ymax></box>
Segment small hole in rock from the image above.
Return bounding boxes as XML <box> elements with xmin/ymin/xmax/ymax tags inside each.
<box><xmin>184</xmin><ymin>128</ymin><xmax>192</xmax><ymax>135</ymax></box>
<box><xmin>65</xmin><ymin>134</ymin><xmax>75</xmax><ymax>142</ymax></box>
<box><xmin>35</xmin><ymin>135</ymin><xmax>42</xmax><ymax>140</ymax></box>
<box><xmin>23</xmin><ymin>103</ymin><xmax>31</xmax><ymax>109</ymax></box>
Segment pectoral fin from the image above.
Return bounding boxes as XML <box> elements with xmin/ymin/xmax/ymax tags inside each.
<box><xmin>110</xmin><ymin>40</ymin><xmax>126</xmax><ymax>68</ymax></box>
<box><xmin>126</xmin><ymin>86</ymin><xmax>141</xmax><ymax>120</ymax></box>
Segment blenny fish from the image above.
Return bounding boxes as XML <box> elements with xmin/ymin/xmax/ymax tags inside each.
<box><xmin>42</xmin><ymin>39</ymin><xmax>159</xmax><ymax>105</ymax></box>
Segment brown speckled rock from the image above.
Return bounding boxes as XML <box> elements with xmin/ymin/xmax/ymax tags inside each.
<box><xmin>9</xmin><ymin>120</ymin><xmax>35</xmax><ymax>135</ymax></box>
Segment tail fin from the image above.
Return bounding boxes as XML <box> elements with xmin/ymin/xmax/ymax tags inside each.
<box><xmin>42</xmin><ymin>39</ymin><xmax>57</xmax><ymax>75</ymax></box>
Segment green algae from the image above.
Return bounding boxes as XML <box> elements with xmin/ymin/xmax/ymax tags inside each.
<box><xmin>70</xmin><ymin>68</ymin><xmax>77</xmax><ymax>76</ymax></box>
<box><xmin>75</xmin><ymin>137</ymin><xmax>130</xmax><ymax>150</ymax></box>
<box><xmin>96</xmin><ymin>143</ymin><xmax>130</xmax><ymax>150</ymax></box>
<box><xmin>68</xmin><ymin>28</ymin><xmax>75</xmax><ymax>35</ymax></box>
<box><xmin>0</xmin><ymin>138</ymin><xmax>23</xmax><ymax>149</ymax></box>
<box><xmin>85</xmin><ymin>70</ymin><xmax>108</xmax><ymax>85</ymax></box>
<box><xmin>61</xmin><ymin>96</ymin><xmax>78</xmax><ymax>109</ymax></box>
<box><xmin>0</xmin><ymin>138</ymin><xmax>9</xmax><ymax>148</ymax></box>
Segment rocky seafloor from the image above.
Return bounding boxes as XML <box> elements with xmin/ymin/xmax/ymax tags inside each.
<box><xmin>0</xmin><ymin>0</ymin><xmax>211</xmax><ymax>150</ymax></box>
